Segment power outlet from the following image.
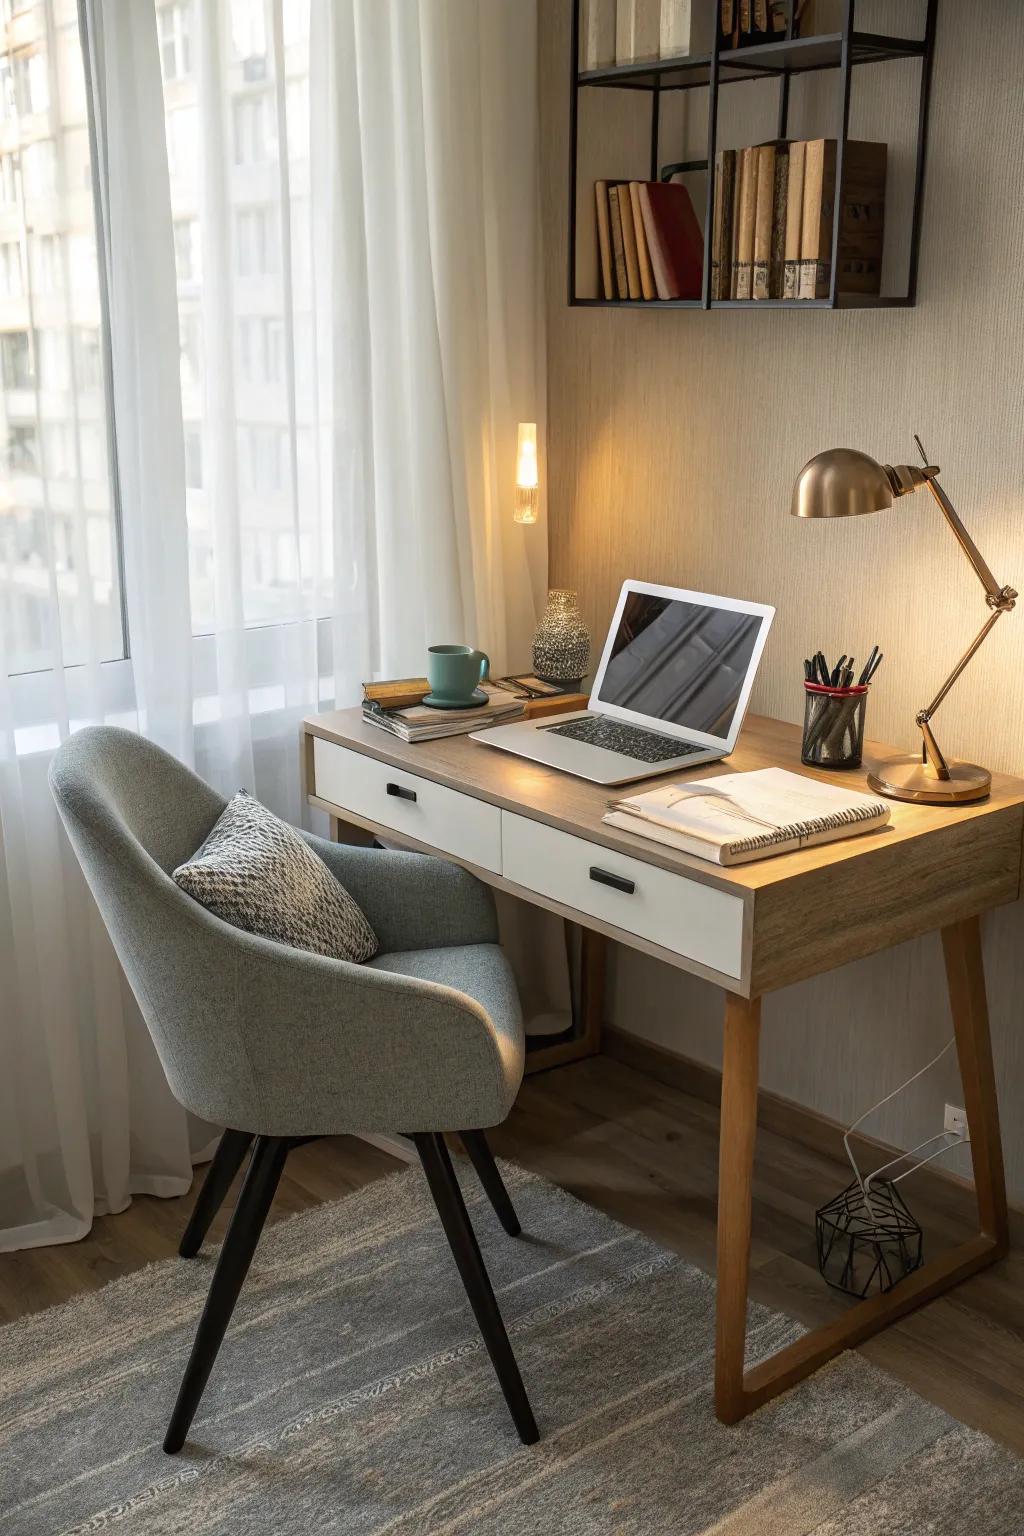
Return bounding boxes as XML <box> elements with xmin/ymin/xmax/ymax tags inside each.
<box><xmin>944</xmin><ymin>1103</ymin><xmax>970</xmax><ymax>1141</ymax></box>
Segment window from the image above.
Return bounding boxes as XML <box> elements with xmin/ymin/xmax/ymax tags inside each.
<box><xmin>157</xmin><ymin>1</ymin><xmax>193</xmax><ymax>83</ymax></box>
<box><xmin>0</xmin><ymin>153</ymin><xmax>17</xmax><ymax>203</ymax></box>
<box><xmin>21</xmin><ymin>137</ymin><xmax>56</xmax><ymax>198</ymax></box>
<box><xmin>13</xmin><ymin>48</ymin><xmax>49</xmax><ymax>117</ymax></box>
<box><xmin>173</xmin><ymin>218</ymin><xmax>200</xmax><ymax>284</ymax></box>
<box><xmin>1</xmin><ymin>330</ymin><xmax>33</xmax><ymax>389</ymax></box>
<box><xmin>0</xmin><ymin>240</ymin><xmax>23</xmax><ymax>297</ymax></box>
<box><xmin>232</xmin><ymin>91</ymin><xmax>275</xmax><ymax>165</ymax></box>
<box><xmin>238</xmin><ymin>424</ymin><xmax>288</xmax><ymax>496</ymax></box>
<box><xmin>42</xmin><ymin>420</ymin><xmax>74</xmax><ymax>478</ymax></box>
<box><xmin>157</xmin><ymin>0</ymin><xmax>320</xmax><ymax>633</ymax></box>
<box><xmin>230</xmin><ymin>0</ymin><xmax>266</xmax><ymax>64</ymax></box>
<box><xmin>165</xmin><ymin>105</ymin><xmax>197</xmax><ymax>179</ymax></box>
<box><xmin>33</xmin><ymin>233</ymin><xmax>62</xmax><ymax>293</ymax></box>
<box><xmin>238</xmin><ymin>315</ymin><xmax>284</xmax><ymax>385</ymax></box>
<box><xmin>38</xmin><ymin>328</ymin><xmax>69</xmax><ymax>389</ymax></box>
<box><xmin>73</xmin><ymin>327</ymin><xmax>102</xmax><ymax>390</ymax></box>
<box><xmin>7</xmin><ymin>422</ymin><xmax>39</xmax><ymax>473</ymax></box>
<box><xmin>235</xmin><ymin>206</ymin><xmax>279</xmax><ymax>276</ymax></box>
<box><xmin>1</xmin><ymin>2</ymin><xmax>122</xmax><ymax>675</ymax></box>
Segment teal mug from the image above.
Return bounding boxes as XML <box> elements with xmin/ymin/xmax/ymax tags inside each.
<box><xmin>427</xmin><ymin>644</ymin><xmax>489</xmax><ymax>703</ymax></box>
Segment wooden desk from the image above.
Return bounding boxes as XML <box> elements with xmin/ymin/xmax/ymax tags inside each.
<box><xmin>301</xmin><ymin>707</ymin><xmax>1023</xmax><ymax>1424</ymax></box>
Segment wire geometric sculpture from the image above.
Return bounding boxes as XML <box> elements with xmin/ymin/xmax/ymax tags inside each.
<box><xmin>815</xmin><ymin>1178</ymin><xmax>924</xmax><ymax>1299</ymax></box>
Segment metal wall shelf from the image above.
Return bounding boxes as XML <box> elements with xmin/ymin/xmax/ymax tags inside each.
<box><xmin>568</xmin><ymin>0</ymin><xmax>937</xmax><ymax>311</ymax></box>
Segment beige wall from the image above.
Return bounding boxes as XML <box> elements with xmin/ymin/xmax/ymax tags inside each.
<box><xmin>539</xmin><ymin>0</ymin><xmax>1024</xmax><ymax>1198</ymax></box>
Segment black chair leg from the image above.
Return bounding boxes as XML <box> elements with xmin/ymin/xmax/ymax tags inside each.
<box><xmin>413</xmin><ymin>1132</ymin><xmax>538</xmax><ymax>1445</ymax></box>
<box><xmin>164</xmin><ymin>1135</ymin><xmax>289</xmax><ymax>1454</ymax></box>
<box><xmin>179</xmin><ymin>1129</ymin><xmax>255</xmax><ymax>1258</ymax></box>
<box><xmin>460</xmin><ymin>1130</ymin><xmax>521</xmax><ymax>1237</ymax></box>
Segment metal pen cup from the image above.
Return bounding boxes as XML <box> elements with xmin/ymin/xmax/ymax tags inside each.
<box><xmin>802</xmin><ymin>682</ymin><xmax>869</xmax><ymax>769</ymax></box>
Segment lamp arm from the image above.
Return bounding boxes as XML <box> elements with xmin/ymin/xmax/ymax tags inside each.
<box><xmin>892</xmin><ymin>457</ymin><xmax>1017</xmax><ymax>781</ymax></box>
<box><xmin>922</xmin><ymin>472</ymin><xmax>1007</xmax><ymax>604</ymax></box>
<box><xmin>918</xmin><ymin>607</ymin><xmax>1006</xmax><ymax>725</ymax></box>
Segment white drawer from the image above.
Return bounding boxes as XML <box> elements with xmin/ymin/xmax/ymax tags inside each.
<box><xmin>501</xmin><ymin>811</ymin><xmax>745</xmax><ymax>979</ymax></box>
<box><xmin>313</xmin><ymin>738</ymin><xmax>502</xmax><ymax>873</ymax></box>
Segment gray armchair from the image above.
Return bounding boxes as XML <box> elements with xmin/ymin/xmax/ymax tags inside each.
<box><xmin>48</xmin><ymin>725</ymin><xmax>537</xmax><ymax>1454</ymax></box>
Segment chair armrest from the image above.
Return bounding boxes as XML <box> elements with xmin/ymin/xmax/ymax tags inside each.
<box><xmin>301</xmin><ymin>833</ymin><xmax>498</xmax><ymax>953</ymax></box>
<box><xmin>226</xmin><ymin>932</ymin><xmax>518</xmax><ymax>1137</ymax></box>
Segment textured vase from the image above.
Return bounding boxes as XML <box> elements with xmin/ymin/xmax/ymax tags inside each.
<box><xmin>531</xmin><ymin>589</ymin><xmax>591</xmax><ymax>684</ymax></box>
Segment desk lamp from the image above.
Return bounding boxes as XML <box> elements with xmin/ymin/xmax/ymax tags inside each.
<box><xmin>791</xmin><ymin>438</ymin><xmax>1016</xmax><ymax>804</ymax></box>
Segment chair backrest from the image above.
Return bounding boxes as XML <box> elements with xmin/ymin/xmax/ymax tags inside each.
<box><xmin>48</xmin><ymin>726</ymin><xmax>263</xmax><ymax>1127</ymax></box>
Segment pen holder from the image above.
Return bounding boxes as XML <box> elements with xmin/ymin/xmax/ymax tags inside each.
<box><xmin>802</xmin><ymin>682</ymin><xmax>868</xmax><ymax>769</ymax></box>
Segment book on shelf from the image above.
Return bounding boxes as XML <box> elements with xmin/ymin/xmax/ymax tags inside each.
<box><xmin>638</xmin><ymin>179</ymin><xmax>704</xmax><ymax>300</ymax></box>
<box><xmin>618</xmin><ymin>181</ymin><xmax>644</xmax><ymax>299</ymax></box>
<box><xmin>603</xmin><ymin>767</ymin><xmax>891</xmax><ymax>867</ymax></box>
<box><xmin>580</xmin><ymin>0</ymin><xmax>616</xmax><ymax>70</ymax></box>
<box><xmin>710</xmin><ymin>148</ymin><xmax>736</xmax><ymax>300</ymax></box>
<box><xmin>629</xmin><ymin>181</ymin><xmax>657</xmax><ymax>299</ymax></box>
<box><xmin>615</xmin><ymin>0</ymin><xmax>660</xmax><ymax>64</ymax></box>
<box><xmin>768</xmin><ymin>142</ymin><xmax>790</xmax><ymax>299</ymax></box>
<box><xmin>595</xmin><ymin>180</ymin><xmax>614</xmax><ymax>299</ymax></box>
<box><xmin>732</xmin><ymin>146</ymin><xmax>757</xmax><ymax>299</ymax></box>
<box><xmin>720</xmin><ymin>0</ymin><xmax>820</xmax><ymax>48</ymax></box>
<box><xmin>798</xmin><ymin>139</ymin><xmax>887</xmax><ymax>299</ymax></box>
<box><xmin>751</xmin><ymin>143</ymin><xmax>776</xmax><ymax>300</ymax></box>
<box><xmin>660</xmin><ymin>0</ymin><xmax>715</xmax><ymax>58</ymax></box>
<box><xmin>607</xmin><ymin>185</ymin><xmax>629</xmax><ymax>298</ymax></box>
<box><xmin>362</xmin><ymin>685</ymin><xmax>524</xmax><ymax>744</ymax></box>
<box><xmin>783</xmin><ymin>138</ymin><xmax>806</xmax><ymax>298</ymax></box>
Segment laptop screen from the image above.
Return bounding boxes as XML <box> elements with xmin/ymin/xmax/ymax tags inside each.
<box><xmin>593</xmin><ymin>590</ymin><xmax>764</xmax><ymax>739</ymax></box>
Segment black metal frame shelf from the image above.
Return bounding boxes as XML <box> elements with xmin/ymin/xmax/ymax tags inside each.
<box><xmin>568</xmin><ymin>0</ymin><xmax>937</xmax><ymax>311</ymax></box>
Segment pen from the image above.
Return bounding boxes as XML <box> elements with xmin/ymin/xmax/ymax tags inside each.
<box><xmin>864</xmin><ymin>650</ymin><xmax>884</xmax><ymax>684</ymax></box>
<box><xmin>857</xmin><ymin>645</ymin><xmax>879</xmax><ymax>685</ymax></box>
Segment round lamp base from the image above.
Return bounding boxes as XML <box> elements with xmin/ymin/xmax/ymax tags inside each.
<box><xmin>867</xmin><ymin>755</ymin><xmax>991</xmax><ymax>805</ymax></box>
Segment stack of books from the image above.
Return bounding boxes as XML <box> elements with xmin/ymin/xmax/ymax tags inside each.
<box><xmin>711</xmin><ymin>138</ymin><xmax>886</xmax><ymax>302</ymax></box>
<box><xmin>595</xmin><ymin>178</ymin><xmax>703</xmax><ymax>301</ymax></box>
<box><xmin>719</xmin><ymin>0</ymin><xmax>831</xmax><ymax>48</ymax></box>
<box><xmin>362</xmin><ymin>684</ymin><xmax>525</xmax><ymax>744</ymax></box>
<box><xmin>581</xmin><ymin>0</ymin><xmax>715</xmax><ymax>69</ymax></box>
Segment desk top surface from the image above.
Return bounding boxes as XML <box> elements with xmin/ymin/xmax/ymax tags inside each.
<box><xmin>303</xmin><ymin>708</ymin><xmax>1024</xmax><ymax>898</ymax></box>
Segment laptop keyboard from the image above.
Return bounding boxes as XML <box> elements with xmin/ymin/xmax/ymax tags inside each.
<box><xmin>546</xmin><ymin>715</ymin><xmax>704</xmax><ymax>764</ymax></box>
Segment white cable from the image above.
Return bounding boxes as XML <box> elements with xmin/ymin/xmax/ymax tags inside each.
<box><xmin>843</xmin><ymin>1037</ymin><xmax>961</xmax><ymax>1221</ymax></box>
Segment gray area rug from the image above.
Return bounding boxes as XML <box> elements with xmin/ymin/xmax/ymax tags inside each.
<box><xmin>2</xmin><ymin>1161</ymin><xmax>1022</xmax><ymax>1535</ymax></box>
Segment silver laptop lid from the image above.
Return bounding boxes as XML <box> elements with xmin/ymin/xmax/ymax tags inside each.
<box><xmin>588</xmin><ymin>580</ymin><xmax>775</xmax><ymax>753</ymax></box>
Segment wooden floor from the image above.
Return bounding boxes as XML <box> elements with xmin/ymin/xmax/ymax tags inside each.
<box><xmin>2</xmin><ymin>1054</ymin><xmax>1022</xmax><ymax>1453</ymax></box>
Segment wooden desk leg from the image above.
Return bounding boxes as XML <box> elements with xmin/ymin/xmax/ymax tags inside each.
<box><xmin>715</xmin><ymin>992</ymin><xmax>762</xmax><ymax>1424</ymax></box>
<box><xmin>941</xmin><ymin>915</ymin><xmax>1009</xmax><ymax>1249</ymax></box>
<box><xmin>713</xmin><ymin>915</ymin><xmax>1009</xmax><ymax>1426</ymax></box>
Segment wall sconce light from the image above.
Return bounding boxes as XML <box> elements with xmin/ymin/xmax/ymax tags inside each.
<box><xmin>513</xmin><ymin>422</ymin><xmax>539</xmax><ymax>525</ymax></box>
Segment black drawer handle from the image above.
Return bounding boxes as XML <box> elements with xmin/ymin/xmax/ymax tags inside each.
<box><xmin>589</xmin><ymin>866</ymin><xmax>635</xmax><ymax>895</ymax></box>
<box><xmin>386</xmin><ymin>782</ymin><xmax>417</xmax><ymax>803</ymax></box>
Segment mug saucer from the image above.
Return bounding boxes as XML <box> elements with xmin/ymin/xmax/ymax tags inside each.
<box><xmin>422</xmin><ymin>688</ymin><xmax>488</xmax><ymax>710</ymax></box>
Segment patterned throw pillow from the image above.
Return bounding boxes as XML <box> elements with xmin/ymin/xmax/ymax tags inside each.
<box><xmin>173</xmin><ymin>790</ymin><xmax>378</xmax><ymax>963</ymax></box>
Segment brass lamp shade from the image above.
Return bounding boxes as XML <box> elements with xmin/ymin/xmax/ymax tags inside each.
<box><xmin>790</xmin><ymin>448</ymin><xmax>894</xmax><ymax>519</ymax></box>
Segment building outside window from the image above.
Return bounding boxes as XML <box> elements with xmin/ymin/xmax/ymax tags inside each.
<box><xmin>232</xmin><ymin>90</ymin><xmax>275</xmax><ymax>165</ymax></box>
<box><xmin>157</xmin><ymin>1</ymin><xmax>193</xmax><ymax>83</ymax></box>
<box><xmin>235</xmin><ymin>205</ymin><xmax>279</xmax><ymax>277</ymax></box>
<box><xmin>1</xmin><ymin>329</ymin><xmax>32</xmax><ymax>389</ymax></box>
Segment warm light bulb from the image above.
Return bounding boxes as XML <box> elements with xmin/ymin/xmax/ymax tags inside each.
<box><xmin>513</xmin><ymin>422</ymin><xmax>539</xmax><ymax>524</ymax></box>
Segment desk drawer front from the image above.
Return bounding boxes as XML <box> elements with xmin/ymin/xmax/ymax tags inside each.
<box><xmin>312</xmin><ymin>739</ymin><xmax>502</xmax><ymax>873</ymax></box>
<box><xmin>501</xmin><ymin>812</ymin><xmax>745</xmax><ymax>979</ymax></box>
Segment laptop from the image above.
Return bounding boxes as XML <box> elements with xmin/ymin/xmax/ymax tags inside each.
<box><xmin>471</xmin><ymin>580</ymin><xmax>775</xmax><ymax>786</ymax></box>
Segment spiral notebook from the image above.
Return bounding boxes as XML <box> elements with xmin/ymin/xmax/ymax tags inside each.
<box><xmin>604</xmin><ymin>767</ymin><xmax>891</xmax><ymax>866</ymax></box>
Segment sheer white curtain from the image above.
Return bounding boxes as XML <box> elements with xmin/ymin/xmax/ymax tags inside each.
<box><xmin>0</xmin><ymin>0</ymin><xmax>545</xmax><ymax>1251</ymax></box>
